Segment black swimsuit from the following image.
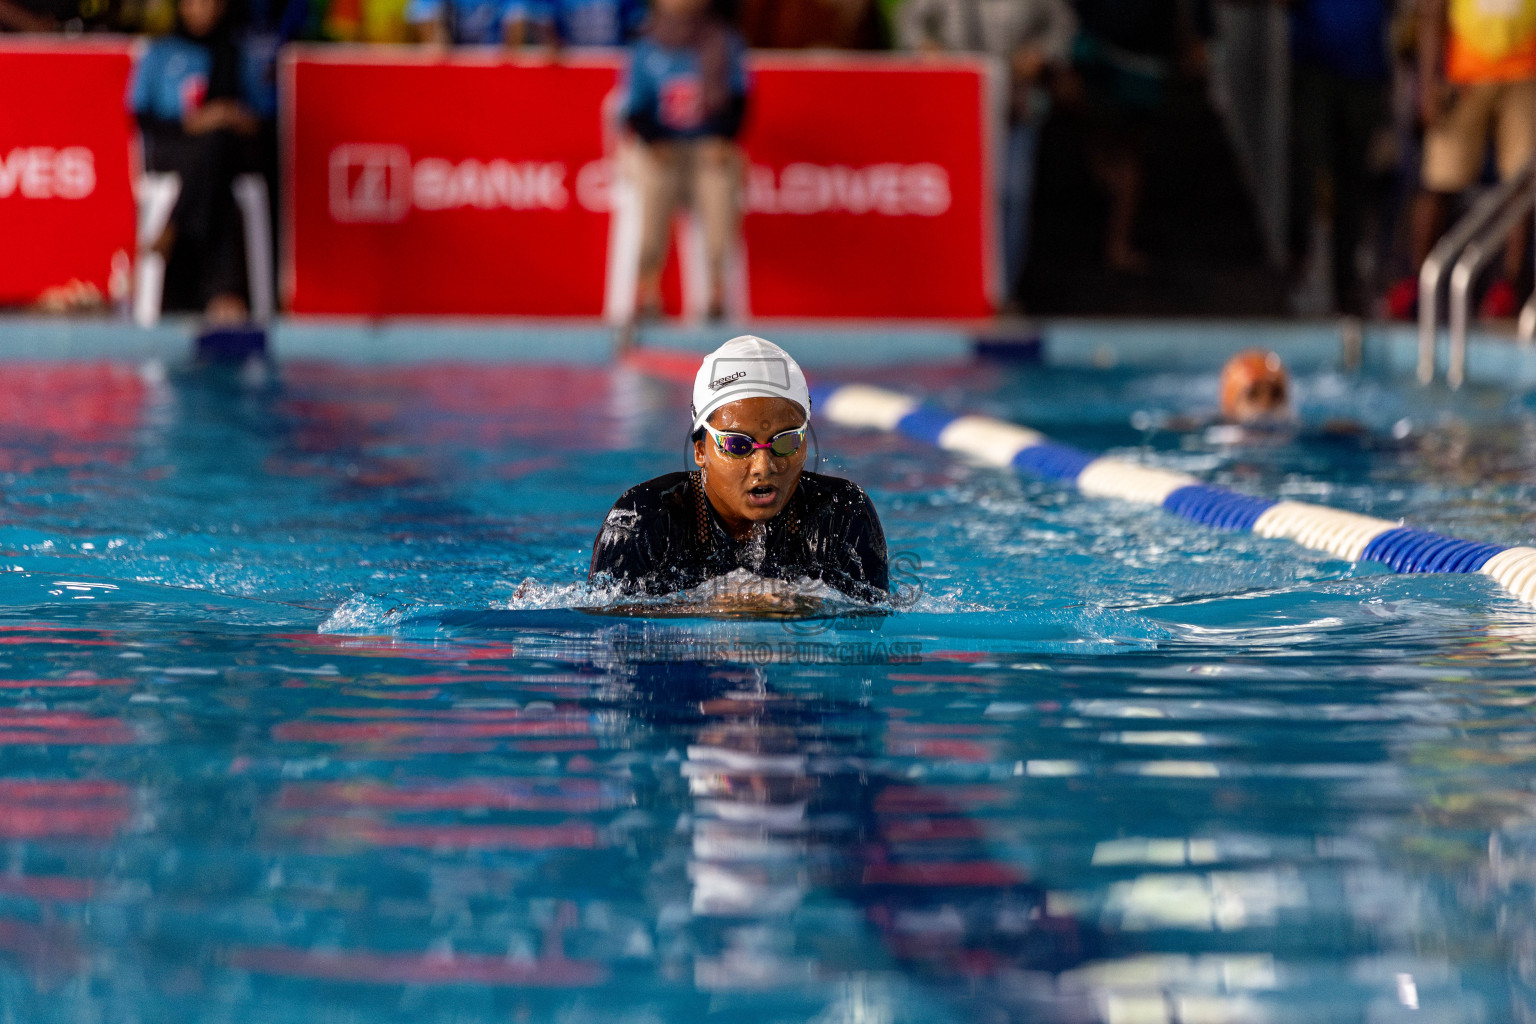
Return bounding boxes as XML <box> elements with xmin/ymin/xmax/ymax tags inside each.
<box><xmin>589</xmin><ymin>471</ymin><xmax>889</xmax><ymax>601</ymax></box>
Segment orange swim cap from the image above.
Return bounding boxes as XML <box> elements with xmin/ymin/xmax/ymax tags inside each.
<box><xmin>1219</xmin><ymin>349</ymin><xmax>1290</xmax><ymax>424</ymax></box>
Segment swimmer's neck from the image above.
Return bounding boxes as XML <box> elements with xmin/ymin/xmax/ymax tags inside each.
<box><xmin>697</xmin><ymin>469</ymin><xmax>803</xmax><ymax>541</ymax></box>
<box><xmin>707</xmin><ymin>495</ymin><xmax>763</xmax><ymax>541</ymax></box>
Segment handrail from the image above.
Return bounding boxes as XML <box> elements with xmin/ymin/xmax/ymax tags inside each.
<box><xmin>1417</xmin><ymin>158</ymin><xmax>1536</xmax><ymax>385</ymax></box>
<box><xmin>1447</xmin><ymin>191</ymin><xmax>1536</xmax><ymax>388</ymax></box>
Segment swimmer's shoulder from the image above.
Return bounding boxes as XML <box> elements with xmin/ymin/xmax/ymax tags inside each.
<box><xmin>593</xmin><ymin>472</ymin><xmax>696</xmax><ymax>580</ymax></box>
<box><xmin>610</xmin><ymin>471</ymin><xmax>696</xmax><ymax>515</ymax></box>
<box><xmin>795</xmin><ymin>472</ymin><xmax>888</xmax><ymax>593</ymax></box>
<box><xmin>795</xmin><ymin>471</ymin><xmax>879</xmax><ymax>516</ymax></box>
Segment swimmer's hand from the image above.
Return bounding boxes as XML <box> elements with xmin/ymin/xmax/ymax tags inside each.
<box><xmin>599</xmin><ymin>574</ymin><xmax>833</xmax><ymax>620</ymax></box>
<box><xmin>688</xmin><ymin>589</ymin><xmax>825</xmax><ymax>619</ymax></box>
<box><xmin>686</xmin><ymin>573</ymin><xmax>836</xmax><ymax>619</ymax></box>
<box><xmin>603</xmin><ymin>590</ymin><xmax>825</xmax><ymax>620</ymax></box>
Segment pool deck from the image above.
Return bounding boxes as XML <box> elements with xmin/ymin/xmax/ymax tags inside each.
<box><xmin>1</xmin><ymin>314</ymin><xmax>1534</xmax><ymax>389</ymax></box>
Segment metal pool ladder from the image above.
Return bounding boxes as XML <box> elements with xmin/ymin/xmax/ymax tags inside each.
<box><xmin>1418</xmin><ymin>156</ymin><xmax>1536</xmax><ymax>389</ymax></box>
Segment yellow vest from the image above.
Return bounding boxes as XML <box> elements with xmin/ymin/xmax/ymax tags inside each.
<box><xmin>1448</xmin><ymin>0</ymin><xmax>1536</xmax><ymax>83</ymax></box>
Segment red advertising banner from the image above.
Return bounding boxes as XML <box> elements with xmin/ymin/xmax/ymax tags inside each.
<box><xmin>0</xmin><ymin>41</ymin><xmax>136</xmax><ymax>309</ymax></box>
<box><xmin>285</xmin><ymin>49</ymin><xmax>993</xmax><ymax>318</ymax></box>
<box><xmin>741</xmin><ymin>56</ymin><xmax>992</xmax><ymax>318</ymax></box>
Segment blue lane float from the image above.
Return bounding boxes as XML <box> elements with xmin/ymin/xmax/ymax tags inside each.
<box><xmin>809</xmin><ymin>382</ymin><xmax>1536</xmax><ymax>607</ymax></box>
<box><xmin>1162</xmin><ymin>485</ymin><xmax>1275</xmax><ymax>533</ymax></box>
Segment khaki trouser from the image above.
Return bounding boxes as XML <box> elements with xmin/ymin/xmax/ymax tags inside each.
<box><xmin>626</xmin><ymin>137</ymin><xmax>743</xmax><ymax>304</ymax></box>
<box><xmin>1423</xmin><ymin>79</ymin><xmax>1536</xmax><ymax>192</ymax></box>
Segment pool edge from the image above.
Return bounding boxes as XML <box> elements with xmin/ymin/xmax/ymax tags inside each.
<box><xmin>0</xmin><ymin>315</ymin><xmax>1530</xmax><ymax>389</ymax></box>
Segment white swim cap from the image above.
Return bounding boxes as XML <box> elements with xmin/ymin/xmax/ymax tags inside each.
<box><xmin>690</xmin><ymin>336</ymin><xmax>810</xmax><ymax>433</ymax></box>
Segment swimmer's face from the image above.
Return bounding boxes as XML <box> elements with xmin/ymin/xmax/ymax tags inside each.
<box><xmin>694</xmin><ymin>396</ymin><xmax>807</xmax><ymax>537</ymax></box>
<box><xmin>1229</xmin><ymin>378</ymin><xmax>1287</xmax><ymax>423</ymax></box>
<box><xmin>1220</xmin><ymin>350</ymin><xmax>1290</xmax><ymax>425</ymax></box>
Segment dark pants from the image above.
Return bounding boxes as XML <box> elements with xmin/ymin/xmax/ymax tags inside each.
<box><xmin>1288</xmin><ymin>61</ymin><xmax>1386</xmax><ymax>316</ymax></box>
<box><xmin>144</xmin><ymin>127</ymin><xmax>260</xmax><ymax>310</ymax></box>
<box><xmin>1001</xmin><ymin>119</ymin><xmax>1041</xmax><ymax>297</ymax></box>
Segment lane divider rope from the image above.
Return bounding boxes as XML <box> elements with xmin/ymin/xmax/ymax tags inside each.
<box><xmin>811</xmin><ymin>383</ymin><xmax>1536</xmax><ymax>607</ymax></box>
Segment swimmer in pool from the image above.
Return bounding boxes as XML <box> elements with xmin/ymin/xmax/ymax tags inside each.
<box><xmin>1134</xmin><ymin>348</ymin><xmax>1294</xmax><ymax>439</ymax></box>
<box><xmin>1148</xmin><ymin>350</ymin><xmax>1401</xmax><ymax>453</ymax></box>
<box><xmin>1207</xmin><ymin>349</ymin><xmax>1390</xmax><ymax>449</ymax></box>
<box><xmin>590</xmin><ymin>336</ymin><xmax>889</xmax><ymax>605</ymax></box>
<box><xmin>1219</xmin><ymin>348</ymin><xmax>1291</xmax><ymax>425</ymax></box>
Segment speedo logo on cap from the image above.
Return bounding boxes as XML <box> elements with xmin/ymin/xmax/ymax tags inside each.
<box><xmin>708</xmin><ymin>357</ymin><xmax>791</xmax><ymax>391</ymax></box>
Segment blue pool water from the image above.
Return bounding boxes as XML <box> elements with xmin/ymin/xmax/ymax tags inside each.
<box><xmin>1</xmin><ymin>350</ymin><xmax>1536</xmax><ymax>1022</ymax></box>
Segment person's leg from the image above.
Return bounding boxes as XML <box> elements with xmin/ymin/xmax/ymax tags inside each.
<box><xmin>1000</xmin><ymin>118</ymin><xmax>1040</xmax><ymax>303</ymax></box>
<box><xmin>198</xmin><ymin>130</ymin><xmax>255</xmax><ymax>319</ymax></box>
<box><xmin>150</xmin><ymin>128</ymin><xmax>250</xmax><ymax>316</ymax></box>
<box><xmin>1012</xmin><ymin>120</ymin><xmax>1041</xmax><ymax>285</ymax></box>
<box><xmin>201</xmin><ymin>168</ymin><xmax>250</xmax><ymax>323</ymax></box>
<box><xmin>1330</xmin><ymin>75</ymin><xmax>1386</xmax><ymax>316</ymax></box>
<box><xmin>693</xmin><ymin>136</ymin><xmax>742</xmax><ymax>319</ymax></box>
<box><xmin>1417</xmin><ymin>81</ymin><xmax>1495</xmax><ymax>266</ymax></box>
<box><xmin>1493</xmin><ymin>80</ymin><xmax>1536</xmax><ymax>288</ymax></box>
<box><xmin>168</xmin><ymin>135</ymin><xmax>223</xmax><ymax>250</ymax></box>
<box><xmin>1098</xmin><ymin>63</ymin><xmax>1162</xmax><ymax>275</ymax></box>
<box><xmin>631</xmin><ymin>140</ymin><xmax>683</xmax><ymax>317</ymax></box>
<box><xmin>1288</xmin><ymin>62</ymin><xmax>1329</xmax><ymax>287</ymax></box>
<box><xmin>1083</xmin><ymin>107</ymin><xmax>1147</xmax><ymax>273</ymax></box>
<box><xmin>1410</xmin><ymin>190</ymin><xmax>1450</xmax><ymax>269</ymax></box>
<box><xmin>1096</xmin><ymin>135</ymin><xmax>1145</xmax><ymax>274</ymax></box>
<box><xmin>1075</xmin><ymin>42</ymin><xmax>1151</xmax><ymax>274</ymax></box>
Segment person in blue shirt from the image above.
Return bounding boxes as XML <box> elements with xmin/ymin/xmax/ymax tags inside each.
<box><xmin>503</xmin><ymin>0</ymin><xmax>644</xmax><ymax>47</ymax></box>
<box><xmin>1284</xmin><ymin>0</ymin><xmax>1390</xmax><ymax>317</ymax></box>
<box><xmin>128</xmin><ymin>0</ymin><xmax>264</xmax><ymax>322</ymax></box>
<box><xmin>619</xmin><ymin>0</ymin><xmax>750</xmax><ymax>321</ymax></box>
<box><xmin>405</xmin><ymin>0</ymin><xmax>510</xmax><ymax>44</ymax></box>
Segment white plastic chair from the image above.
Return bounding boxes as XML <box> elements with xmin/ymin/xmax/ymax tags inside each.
<box><xmin>133</xmin><ymin>170</ymin><xmax>275</xmax><ymax>326</ymax></box>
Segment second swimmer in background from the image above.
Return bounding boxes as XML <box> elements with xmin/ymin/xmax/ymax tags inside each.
<box><xmin>1137</xmin><ymin>348</ymin><xmax>1294</xmax><ymax>440</ymax></box>
<box><xmin>1219</xmin><ymin>348</ymin><xmax>1292</xmax><ymax>425</ymax></box>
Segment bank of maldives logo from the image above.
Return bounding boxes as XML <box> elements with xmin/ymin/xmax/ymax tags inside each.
<box><xmin>329</xmin><ymin>144</ymin><xmax>411</xmax><ymax>223</ymax></box>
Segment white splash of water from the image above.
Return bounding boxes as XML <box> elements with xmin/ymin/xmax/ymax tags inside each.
<box><xmin>317</xmin><ymin>593</ymin><xmax>415</xmax><ymax>633</ymax></box>
<box><xmin>320</xmin><ymin>568</ymin><xmax>989</xmax><ymax>634</ymax></box>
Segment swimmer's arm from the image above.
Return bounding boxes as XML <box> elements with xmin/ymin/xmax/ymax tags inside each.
<box><xmin>588</xmin><ymin>498</ymin><xmax>659</xmax><ymax>591</ymax></box>
<box><xmin>819</xmin><ymin>487</ymin><xmax>891</xmax><ymax>603</ymax></box>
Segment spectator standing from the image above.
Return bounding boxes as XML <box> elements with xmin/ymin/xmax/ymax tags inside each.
<box><xmin>129</xmin><ymin>0</ymin><xmax>264</xmax><ymax>322</ymax></box>
<box><xmin>503</xmin><ymin>0</ymin><xmax>644</xmax><ymax>46</ymax></box>
<box><xmin>1070</xmin><ymin>0</ymin><xmax>1210</xmax><ymax>273</ymax></box>
<box><xmin>1284</xmin><ymin>0</ymin><xmax>1391</xmax><ymax>317</ymax></box>
<box><xmin>405</xmin><ymin>0</ymin><xmax>506</xmax><ymax>43</ymax></box>
<box><xmin>620</xmin><ymin>0</ymin><xmax>750</xmax><ymax>320</ymax></box>
<box><xmin>1387</xmin><ymin>0</ymin><xmax>1536</xmax><ymax>318</ymax></box>
<box><xmin>1372</xmin><ymin>4</ymin><xmax>1424</xmax><ymax>300</ymax></box>
<box><xmin>897</xmin><ymin>0</ymin><xmax>1077</xmax><ymax>309</ymax></box>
